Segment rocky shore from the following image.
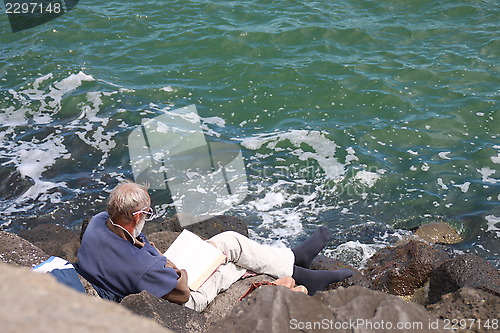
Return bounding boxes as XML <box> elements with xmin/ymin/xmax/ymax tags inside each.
<box><xmin>1</xmin><ymin>216</ymin><xmax>499</xmax><ymax>333</ymax></box>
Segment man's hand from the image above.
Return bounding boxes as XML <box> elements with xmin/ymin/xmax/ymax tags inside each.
<box><xmin>162</xmin><ymin>268</ymin><xmax>190</xmax><ymax>304</ymax></box>
<box><xmin>176</xmin><ymin>268</ymin><xmax>188</xmax><ymax>286</ymax></box>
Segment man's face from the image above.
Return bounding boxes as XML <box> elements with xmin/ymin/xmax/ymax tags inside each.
<box><xmin>132</xmin><ymin>197</ymin><xmax>152</xmax><ymax>237</ymax></box>
<box><xmin>133</xmin><ymin>215</ymin><xmax>146</xmax><ymax>237</ymax></box>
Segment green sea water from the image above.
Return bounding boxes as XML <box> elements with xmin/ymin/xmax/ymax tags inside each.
<box><xmin>1</xmin><ymin>0</ymin><xmax>499</xmax><ymax>265</ymax></box>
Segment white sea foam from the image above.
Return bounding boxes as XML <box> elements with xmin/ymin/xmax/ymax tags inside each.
<box><xmin>3</xmin><ymin>69</ymin><xmax>495</xmax><ymax>258</ymax></box>
<box><xmin>240</xmin><ymin>130</ymin><xmax>346</xmax><ymax>181</ymax></box>
<box><xmin>249</xmin><ymin>192</ymin><xmax>286</xmax><ymax>211</ymax></box>
<box><xmin>0</xmin><ymin>106</ymin><xmax>29</xmax><ymax>127</ymax></box>
<box><xmin>324</xmin><ymin>241</ymin><xmax>385</xmax><ymax>269</ymax></box>
<box><xmin>236</xmin><ymin>129</ymin><xmax>388</xmax><ymax>242</ymax></box>
<box><xmin>478</xmin><ymin>167</ymin><xmax>498</xmax><ymax>184</ymax></box>
<box><xmin>65</xmin><ymin>87</ymin><xmax>119</xmax><ymax>167</ymax></box>
<box><xmin>437</xmin><ymin>178</ymin><xmax>448</xmax><ymax>190</ymax></box>
<box><xmin>0</xmin><ymin>72</ymin><xmax>106</xmax><ymax>223</ymax></box>
<box><xmin>160</xmin><ymin>86</ymin><xmax>175</xmax><ymax>92</ymax></box>
<box><xmin>1</xmin><ymin>134</ymin><xmax>70</xmax><ymax>202</ymax></box>
<box><xmin>2</xmin><ymin>71</ymin><xmax>94</xmax><ymax>127</ymax></box>
<box><xmin>345</xmin><ymin>147</ymin><xmax>358</xmax><ymax>164</ymax></box>
<box><xmin>485</xmin><ymin>215</ymin><xmax>500</xmax><ymax>237</ymax></box>
<box><xmin>407</xmin><ymin>149</ymin><xmax>418</xmax><ymax>155</ymax></box>
<box><xmin>74</xmin><ymin>91</ymin><xmax>110</xmax><ymax>124</ymax></box>
<box><xmin>438</xmin><ymin>151</ymin><xmax>452</xmax><ymax>160</ymax></box>
<box><xmin>454</xmin><ymin>182</ymin><xmax>471</xmax><ymax>193</ymax></box>
<box><xmin>202</xmin><ymin>116</ymin><xmax>226</xmax><ymax>127</ymax></box>
<box><xmin>354</xmin><ymin>170</ymin><xmax>381</xmax><ymax>188</ymax></box>
<box><xmin>492</xmin><ymin>153</ymin><xmax>500</xmax><ymax>164</ymax></box>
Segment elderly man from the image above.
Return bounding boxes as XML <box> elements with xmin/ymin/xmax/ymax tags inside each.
<box><xmin>76</xmin><ymin>181</ymin><xmax>352</xmax><ymax>311</ymax></box>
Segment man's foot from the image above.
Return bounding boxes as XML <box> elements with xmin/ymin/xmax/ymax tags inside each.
<box><xmin>291</xmin><ymin>226</ymin><xmax>332</xmax><ymax>268</ymax></box>
<box><xmin>292</xmin><ymin>265</ymin><xmax>353</xmax><ymax>296</ymax></box>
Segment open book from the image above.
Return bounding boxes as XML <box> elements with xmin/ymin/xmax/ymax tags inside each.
<box><xmin>164</xmin><ymin>229</ymin><xmax>226</xmax><ymax>291</ymax></box>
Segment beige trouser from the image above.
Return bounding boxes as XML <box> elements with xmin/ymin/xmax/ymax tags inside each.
<box><xmin>184</xmin><ymin>231</ymin><xmax>295</xmax><ymax>312</ymax></box>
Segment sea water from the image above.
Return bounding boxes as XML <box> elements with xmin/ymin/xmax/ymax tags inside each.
<box><xmin>0</xmin><ymin>0</ymin><xmax>498</xmax><ymax>267</ymax></box>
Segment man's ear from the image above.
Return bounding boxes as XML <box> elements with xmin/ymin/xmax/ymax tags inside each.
<box><xmin>131</xmin><ymin>213</ymin><xmax>142</xmax><ymax>226</ymax></box>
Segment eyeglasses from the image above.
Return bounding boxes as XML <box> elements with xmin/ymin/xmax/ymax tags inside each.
<box><xmin>132</xmin><ymin>207</ymin><xmax>156</xmax><ymax>221</ymax></box>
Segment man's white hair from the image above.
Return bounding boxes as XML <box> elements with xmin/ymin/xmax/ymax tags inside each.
<box><xmin>107</xmin><ymin>180</ymin><xmax>150</xmax><ymax>224</ymax></box>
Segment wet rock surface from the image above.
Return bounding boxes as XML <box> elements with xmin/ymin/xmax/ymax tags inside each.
<box><xmin>143</xmin><ymin>213</ymin><xmax>249</xmax><ymax>239</ymax></box>
<box><xmin>0</xmin><ymin>262</ymin><xmax>174</xmax><ymax>333</ymax></box>
<box><xmin>121</xmin><ymin>291</ymin><xmax>207</xmax><ymax>333</ymax></box>
<box><xmin>0</xmin><ymin>230</ymin><xmax>49</xmax><ymax>267</ymax></box>
<box><xmin>426</xmin><ymin>287</ymin><xmax>500</xmax><ymax>333</ymax></box>
<box><xmin>148</xmin><ymin>230</ymin><xmax>180</xmax><ymax>253</ymax></box>
<box><xmin>202</xmin><ymin>274</ymin><xmax>277</xmax><ymax>327</ymax></box>
<box><xmin>18</xmin><ymin>223</ymin><xmax>80</xmax><ymax>263</ymax></box>
<box><xmin>415</xmin><ymin>222</ymin><xmax>463</xmax><ymax>244</ymax></box>
<box><xmin>364</xmin><ymin>240</ymin><xmax>450</xmax><ymax>296</ymax></box>
<box><xmin>428</xmin><ymin>253</ymin><xmax>500</xmax><ymax>304</ymax></box>
<box><xmin>1</xmin><ymin>217</ymin><xmax>498</xmax><ymax>333</ymax></box>
<box><xmin>207</xmin><ymin>285</ymin><xmax>453</xmax><ymax>333</ymax></box>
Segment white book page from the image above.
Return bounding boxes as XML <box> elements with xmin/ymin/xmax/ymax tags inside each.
<box><xmin>164</xmin><ymin>229</ymin><xmax>226</xmax><ymax>290</ymax></box>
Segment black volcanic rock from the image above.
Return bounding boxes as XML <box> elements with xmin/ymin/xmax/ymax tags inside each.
<box><xmin>144</xmin><ymin>213</ymin><xmax>249</xmax><ymax>239</ymax></box>
<box><xmin>364</xmin><ymin>240</ymin><xmax>449</xmax><ymax>296</ymax></box>
<box><xmin>121</xmin><ymin>291</ymin><xmax>207</xmax><ymax>333</ymax></box>
<box><xmin>0</xmin><ymin>231</ymin><xmax>49</xmax><ymax>267</ymax></box>
<box><xmin>427</xmin><ymin>287</ymin><xmax>500</xmax><ymax>332</ymax></box>
<box><xmin>18</xmin><ymin>224</ymin><xmax>80</xmax><ymax>263</ymax></box>
<box><xmin>428</xmin><ymin>253</ymin><xmax>500</xmax><ymax>304</ymax></box>
<box><xmin>207</xmin><ymin>285</ymin><xmax>452</xmax><ymax>333</ymax></box>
